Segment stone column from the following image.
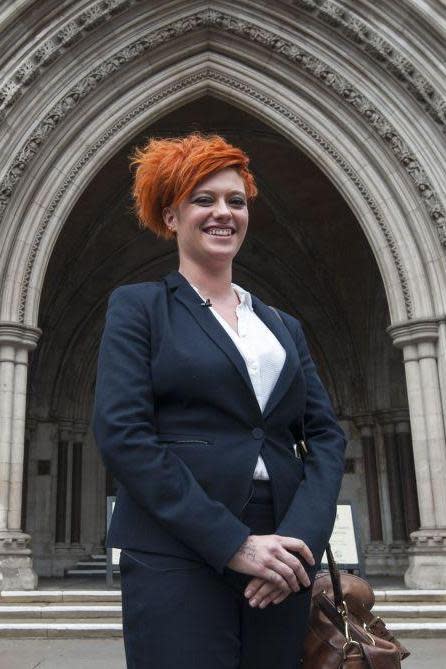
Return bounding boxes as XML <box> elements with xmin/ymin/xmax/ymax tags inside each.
<box><xmin>354</xmin><ymin>415</ymin><xmax>387</xmax><ymax>571</ymax></box>
<box><xmin>394</xmin><ymin>413</ymin><xmax>420</xmax><ymax>538</ymax></box>
<box><xmin>0</xmin><ymin>322</ymin><xmax>41</xmax><ymax>590</ymax></box>
<box><xmin>389</xmin><ymin>319</ymin><xmax>446</xmax><ymax>588</ymax></box>
<box><xmin>55</xmin><ymin>420</ymin><xmax>72</xmax><ymax>545</ymax></box>
<box><xmin>70</xmin><ymin>421</ymin><xmax>88</xmax><ymax>546</ymax></box>
<box><xmin>376</xmin><ymin>411</ymin><xmax>407</xmax><ymax>543</ymax></box>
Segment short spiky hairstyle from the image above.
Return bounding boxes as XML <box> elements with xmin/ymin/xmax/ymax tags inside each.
<box><xmin>129</xmin><ymin>132</ymin><xmax>258</xmax><ymax>240</ymax></box>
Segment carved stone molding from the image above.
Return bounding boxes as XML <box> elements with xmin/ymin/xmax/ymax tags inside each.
<box><xmin>2</xmin><ymin>1</ymin><xmax>445</xmax><ymax>132</ymax></box>
<box><xmin>410</xmin><ymin>529</ymin><xmax>446</xmax><ymax>548</ymax></box>
<box><xmin>0</xmin><ymin>322</ymin><xmax>42</xmax><ymax>349</ymax></box>
<box><xmin>0</xmin><ymin>9</ymin><xmax>444</xmax><ymax>249</ymax></box>
<box><xmin>387</xmin><ymin>318</ymin><xmax>439</xmax><ymax>349</ymax></box>
<box><xmin>291</xmin><ymin>0</ymin><xmax>446</xmax><ymax>128</ymax></box>
<box><xmin>0</xmin><ymin>0</ymin><xmax>139</xmax><ymax>118</ymax></box>
<box><xmin>15</xmin><ymin>68</ymin><xmax>412</xmax><ymax>323</ymax></box>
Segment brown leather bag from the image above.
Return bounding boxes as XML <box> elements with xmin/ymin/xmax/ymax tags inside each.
<box><xmin>266</xmin><ymin>306</ymin><xmax>411</xmax><ymax>667</ymax></box>
<box><xmin>303</xmin><ymin>545</ymin><xmax>411</xmax><ymax>668</ymax></box>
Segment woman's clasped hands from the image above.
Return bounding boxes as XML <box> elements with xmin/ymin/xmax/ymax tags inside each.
<box><xmin>227</xmin><ymin>534</ymin><xmax>315</xmax><ymax>609</ymax></box>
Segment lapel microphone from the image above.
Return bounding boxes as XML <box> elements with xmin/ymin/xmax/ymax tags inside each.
<box><xmin>200</xmin><ymin>298</ymin><xmax>213</xmax><ymax>307</ymax></box>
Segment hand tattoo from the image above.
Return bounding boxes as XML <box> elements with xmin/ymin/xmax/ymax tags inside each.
<box><xmin>238</xmin><ymin>537</ymin><xmax>258</xmax><ymax>563</ymax></box>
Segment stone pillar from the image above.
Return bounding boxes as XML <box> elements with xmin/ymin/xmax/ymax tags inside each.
<box><xmin>394</xmin><ymin>414</ymin><xmax>420</xmax><ymax>538</ymax></box>
<box><xmin>389</xmin><ymin>320</ymin><xmax>446</xmax><ymax>588</ymax></box>
<box><xmin>0</xmin><ymin>322</ymin><xmax>41</xmax><ymax>590</ymax></box>
<box><xmin>70</xmin><ymin>421</ymin><xmax>88</xmax><ymax>545</ymax></box>
<box><xmin>354</xmin><ymin>415</ymin><xmax>387</xmax><ymax>571</ymax></box>
<box><xmin>376</xmin><ymin>411</ymin><xmax>407</xmax><ymax>543</ymax></box>
<box><xmin>55</xmin><ymin>420</ymin><xmax>72</xmax><ymax>545</ymax></box>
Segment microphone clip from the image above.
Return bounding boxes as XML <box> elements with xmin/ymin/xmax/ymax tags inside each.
<box><xmin>200</xmin><ymin>298</ymin><xmax>213</xmax><ymax>307</ymax></box>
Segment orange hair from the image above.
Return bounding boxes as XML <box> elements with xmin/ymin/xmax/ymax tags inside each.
<box><xmin>129</xmin><ymin>132</ymin><xmax>258</xmax><ymax>240</ymax></box>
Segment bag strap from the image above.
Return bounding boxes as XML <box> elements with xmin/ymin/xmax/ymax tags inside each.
<box><xmin>268</xmin><ymin>304</ymin><xmax>344</xmax><ymax>608</ymax></box>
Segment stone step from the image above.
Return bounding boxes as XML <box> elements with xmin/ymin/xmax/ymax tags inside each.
<box><xmin>72</xmin><ymin>562</ymin><xmax>108</xmax><ymax>568</ymax></box>
<box><xmin>1</xmin><ymin>590</ymin><xmax>446</xmax><ymax>638</ymax></box>
<box><xmin>0</xmin><ymin>604</ymin><xmax>122</xmax><ymax>619</ymax></box>
<box><xmin>2</xmin><ymin>589</ymin><xmax>446</xmax><ymax>604</ymax></box>
<box><xmin>373</xmin><ymin>590</ymin><xmax>446</xmax><ymax>602</ymax></box>
<box><xmin>0</xmin><ymin>622</ymin><xmax>123</xmax><ymax>638</ymax></box>
<box><xmin>373</xmin><ymin>604</ymin><xmax>446</xmax><ymax>618</ymax></box>
<box><xmin>0</xmin><ymin>621</ymin><xmax>445</xmax><ymax>639</ymax></box>
<box><xmin>1</xmin><ymin>602</ymin><xmax>444</xmax><ymax>621</ymax></box>
<box><xmin>65</xmin><ymin>569</ymin><xmax>119</xmax><ymax>576</ymax></box>
<box><xmin>0</xmin><ymin>590</ymin><xmax>122</xmax><ymax>603</ymax></box>
<box><xmin>389</xmin><ymin>622</ymin><xmax>446</xmax><ymax>638</ymax></box>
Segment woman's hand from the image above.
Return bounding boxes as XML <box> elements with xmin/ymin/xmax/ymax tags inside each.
<box><xmin>244</xmin><ymin>575</ymin><xmax>293</xmax><ymax>608</ymax></box>
<box><xmin>226</xmin><ymin>534</ymin><xmax>314</xmax><ymax>594</ymax></box>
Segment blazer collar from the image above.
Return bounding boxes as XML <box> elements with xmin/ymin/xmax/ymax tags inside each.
<box><xmin>163</xmin><ymin>269</ymin><xmax>300</xmax><ymax>420</ymax></box>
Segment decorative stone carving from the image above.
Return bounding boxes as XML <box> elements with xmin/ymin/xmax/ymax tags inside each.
<box><xmin>15</xmin><ymin>68</ymin><xmax>412</xmax><ymax>324</ymax></box>
<box><xmin>0</xmin><ymin>8</ymin><xmax>444</xmax><ymax>248</ymax></box>
<box><xmin>0</xmin><ymin>0</ymin><xmax>139</xmax><ymax>116</ymax></box>
<box><xmin>292</xmin><ymin>0</ymin><xmax>446</xmax><ymax>128</ymax></box>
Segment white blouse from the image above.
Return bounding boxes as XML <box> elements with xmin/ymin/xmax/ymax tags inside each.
<box><xmin>190</xmin><ymin>281</ymin><xmax>287</xmax><ymax>480</ymax></box>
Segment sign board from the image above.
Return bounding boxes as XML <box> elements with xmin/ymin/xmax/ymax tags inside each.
<box><xmin>321</xmin><ymin>502</ymin><xmax>363</xmax><ymax>574</ymax></box>
<box><xmin>106</xmin><ymin>496</ymin><xmax>120</xmax><ymax>587</ymax></box>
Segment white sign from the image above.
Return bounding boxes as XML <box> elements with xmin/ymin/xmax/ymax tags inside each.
<box><xmin>321</xmin><ymin>504</ymin><xmax>359</xmax><ymax>566</ymax></box>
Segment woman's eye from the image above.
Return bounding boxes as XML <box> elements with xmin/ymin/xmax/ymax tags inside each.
<box><xmin>192</xmin><ymin>197</ymin><xmax>246</xmax><ymax>206</ymax></box>
<box><xmin>194</xmin><ymin>197</ymin><xmax>213</xmax><ymax>205</ymax></box>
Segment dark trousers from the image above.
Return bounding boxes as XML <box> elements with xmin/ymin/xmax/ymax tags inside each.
<box><xmin>119</xmin><ymin>480</ymin><xmax>312</xmax><ymax>668</ymax></box>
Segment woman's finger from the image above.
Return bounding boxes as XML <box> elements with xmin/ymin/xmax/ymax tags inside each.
<box><xmin>272</xmin><ymin>590</ymin><xmax>290</xmax><ymax>605</ymax></box>
<box><xmin>248</xmin><ymin>580</ymin><xmax>287</xmax><ymax>608</ymax></box>
<box><xmin>276</xmin><ymin>549</ymin><xmax>311</xmax><ymax>588</ymax></box>
<box><xmin>259</xmin><ymin>565</ymin><xmax>291</xmax><ymax>592</ymax></box>
<box><xmin>244</xmin><ymin>577</ymin><xmax>264</xmax><ymax>599</ymax></box>
<box><xmin>262</xmin><ymin>555</ymin><xmax>306</xmax><ymax>593</ymax></box>
<box><xmin>278</xmin><ymin>536</ymin><xmax>315</xmax><ymax>566</ymax></box>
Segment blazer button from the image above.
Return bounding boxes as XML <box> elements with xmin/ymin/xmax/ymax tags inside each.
<box><xmin>252</xmin><ymin>428</ymin><xmax>264</xmax><ymax>439</ymax></box>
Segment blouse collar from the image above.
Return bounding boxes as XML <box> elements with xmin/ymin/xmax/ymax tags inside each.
<box><xmin>190</xmin><ymin>281</ymin><xmax>253</xmax><ymax>311</ymax></box>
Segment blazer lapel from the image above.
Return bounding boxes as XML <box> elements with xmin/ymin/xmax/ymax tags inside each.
<box><xmin>164</xmin><ymin>270</ymin><xmax>300</xmax><ymax>420</ymax></box>
<box><xmin>250</xmin><ymin>295</ymin><xmax>301</xmax><ymax>418</ymax></box>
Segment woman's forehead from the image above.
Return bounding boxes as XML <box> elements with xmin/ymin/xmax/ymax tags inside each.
<box><xmin>192</xmin><ymin>168</ymin><xmax>246</xmax><ymax>193</ymax></box>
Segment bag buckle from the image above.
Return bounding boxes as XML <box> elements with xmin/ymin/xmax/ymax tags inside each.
<box><xmin>362</xmin><ymin>621</ymin><xmax>376</xmax><ymax>645</ymax></box>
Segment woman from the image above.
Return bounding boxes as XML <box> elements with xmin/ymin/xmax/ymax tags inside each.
<box><xmin>93</xmin><ymin>132</ymin><xmax>346</xmax><ymax>668</ymax></box>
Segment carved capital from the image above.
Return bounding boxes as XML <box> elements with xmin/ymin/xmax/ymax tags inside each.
<box><xmin>409</xmin><ymin>529</ymin><xmax>446</xmax><ymax>550</ymax></box>
<box><xmin>0</xmin><ymin>322</ymin><xmax>41</xmax><ymax>350</ymax></box>
<box><xmin>0</xmin><ymin>531</ymin><xmax>32</xmax><ymax>555</ymax></box>
<box><xmin>387</xmin><ymin>319</ymin><xmax>439</xmax><ymax>349</ymax></box>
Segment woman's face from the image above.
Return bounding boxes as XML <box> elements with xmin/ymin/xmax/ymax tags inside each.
<box><xmin>162</xmin><ymin>167</ymin><xmax>249</xmax><ymax>267</ymax></box>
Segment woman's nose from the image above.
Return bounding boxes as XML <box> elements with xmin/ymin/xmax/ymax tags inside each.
<box><xmin>212</xmin><ymin>198</ymin><xmax>232</xmax><ymax>217</ymax></box>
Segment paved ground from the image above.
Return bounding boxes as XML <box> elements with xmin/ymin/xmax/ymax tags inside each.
<box><xmin>0</xmin><ymin>638</ymin><xmax>444</xmax><ymax>668</ymax></box>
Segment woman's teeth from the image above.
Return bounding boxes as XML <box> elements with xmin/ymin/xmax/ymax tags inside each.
<box><xmin>204</xmin><ymin>229</ymin><xmax>233</xmax><ymax>236</ymax></box>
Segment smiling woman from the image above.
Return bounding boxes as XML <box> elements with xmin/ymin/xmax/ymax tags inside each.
<box><xmin>94</xmin><ymin>130</ymin><xmax>347</xmax><ymax>668</ymax></box>
<box><xmin>129</xmin><ymin>132</ymin><xmax>258</xmax><ymax>241</ymax></box>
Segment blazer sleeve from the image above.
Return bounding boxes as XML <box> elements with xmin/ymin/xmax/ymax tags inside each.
<box><xmin>92</xmin><ymin>285</ymin><xmax>251</xmax><ymax>574</ymax></box>
<box><xmin>276</xmin><ymin>315</ymin><xmax>347</xmax><ymax>579</ymax></box>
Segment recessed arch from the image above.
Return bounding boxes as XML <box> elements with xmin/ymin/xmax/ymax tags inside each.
<box><xmin>2</xmin><ymin>0</ymin><xmax>445</xmax><ymax>589</ymax></box>
<box><xmin>0</xmin><ymin>54</ymin><xmax>436</xmax><ymax>327</ymax></box>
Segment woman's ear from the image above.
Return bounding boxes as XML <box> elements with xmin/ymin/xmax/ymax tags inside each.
<box><xmin>162</xmin><ymin>206</ymin><xmax>177</xmax><ymax>232</ymax></box>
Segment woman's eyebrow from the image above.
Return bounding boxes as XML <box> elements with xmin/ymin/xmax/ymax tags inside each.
<box><xmin>191</xmin><ymin>189</ymin><xmax>246</xmax><ymax>197</ymax></box>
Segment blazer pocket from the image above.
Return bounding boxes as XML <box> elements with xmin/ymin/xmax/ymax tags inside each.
<box><xmin>157</xmin><ymin>433</ymin><xmax>214</xmax><ymax>446</ymax></box>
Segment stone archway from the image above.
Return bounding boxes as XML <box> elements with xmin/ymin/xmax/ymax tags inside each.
<box><xmin>0</xmin><ymin>0</ymin><xmax>445</xmax><ymax>589</ymax></box>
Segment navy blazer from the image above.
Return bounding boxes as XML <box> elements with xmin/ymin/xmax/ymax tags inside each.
<box><xmin>92</xmin><ymin>269</ymin><xmax>346</xmax><ymax>578</ymax></box>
